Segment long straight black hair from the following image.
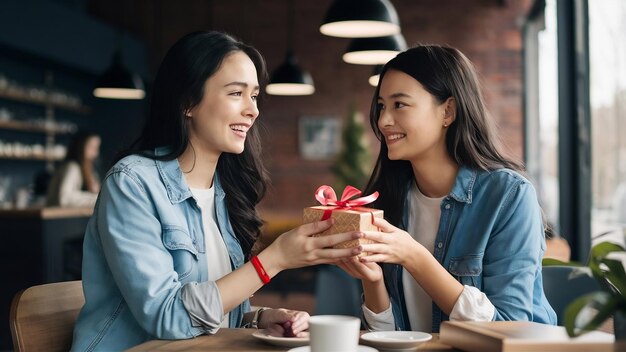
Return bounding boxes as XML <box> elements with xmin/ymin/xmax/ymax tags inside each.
<box><xmin>117</xmin><ymin>31</ymin><xmax>269</xmax><ymax>257</ymax></box>
<box><xmin>365</xmin><ymin>45</ymin><xmax>523</xmax><ymax>226</ymax></box>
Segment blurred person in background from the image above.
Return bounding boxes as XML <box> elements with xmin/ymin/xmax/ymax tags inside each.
<box><xmin>46</xmin><ymin>131</ymin><xmax>100</xmax><ymax>207</ymax></box>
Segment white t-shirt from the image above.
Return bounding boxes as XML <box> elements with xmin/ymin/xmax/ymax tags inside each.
<box><xmin>402</xmin><ymin>182</ymin><xmax>445</xmax><ymax>331</ymax></box>
<box><xmin>190</xmin><ymin>186</ymin><xmax>232</xmax><ymax>328</ymax></box>
<box><xmin>363</xmin><ymin>183</ymin><xmax>495</xmax><ymax>331</ymax></box>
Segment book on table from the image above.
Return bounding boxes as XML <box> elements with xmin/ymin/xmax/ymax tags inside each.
<box><xmin>439</xmin><ymin>320</ymin><xmax>614</xmax><ymax>352</ymax></box>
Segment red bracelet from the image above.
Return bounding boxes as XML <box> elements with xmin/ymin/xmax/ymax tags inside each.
<box><xmin>251</xmin><ymin>255</ymin><xmax>271</xmax><ymax>285</ymax></box>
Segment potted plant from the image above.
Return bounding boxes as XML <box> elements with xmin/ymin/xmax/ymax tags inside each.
<box><xmin>544</xmin><ymin>241</ymin><xmax>626</xmax><ymax>339</ymax></box>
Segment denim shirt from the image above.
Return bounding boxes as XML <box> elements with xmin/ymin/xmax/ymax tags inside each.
<box><xmin>382</xmin><ymin>166</ymin><xmax>557</xmax><ymax>332</ymax></box>
<box><xmin>71</xmin><ymin>147</ymin><xmax>250</xmax><ymax>351</ymax></box>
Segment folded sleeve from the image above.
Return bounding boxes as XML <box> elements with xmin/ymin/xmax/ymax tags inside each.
<box><xmin>181</xmin><ymin>281</ymin><xmax>225</xmax><ymax>333</ymax></box>
<box><xmin>449</xmin><ymin>285</ymin><xmax>496</xmax><ymax>321</ymax></box>
<box><xmin>362</xmin><ymin>303</ymin><xmax>396</xmax><ymax>331</ymax></box>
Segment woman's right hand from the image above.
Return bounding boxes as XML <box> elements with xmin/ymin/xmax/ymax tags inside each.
<box><xmin>337</xmin><ymin>256</ymin><xmax>383</xmax><ymax>283</ymax></box>
<box><xmin>337</xmin><ymin>253</ymin><xmax>390</xmax><ymax>315</ymax></box>
<box><xmin>264</xmin><ymin>219</ymin><xmax>363</xmax><ymax>271</ymax></box>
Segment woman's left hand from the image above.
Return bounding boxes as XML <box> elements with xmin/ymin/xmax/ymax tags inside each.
<box><xmin>258</xmin><ymin>308</ymin><xmax>310</xmax><ymax>338</ymax></box>
<box><xmin>358</xmin><ymin>217</ymin><xmax>424</xmax><ymax>266</ymax></box>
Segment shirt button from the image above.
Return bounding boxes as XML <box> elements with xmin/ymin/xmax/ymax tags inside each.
<box><xmin>444</xmin><ymin>204</ymin><xmax>451</xmax><ymax>209</ymax></box>
<box><xmin>437</xmin><ymin>242</ymin><xmax>443</xmax><ymax>249</ymax></box>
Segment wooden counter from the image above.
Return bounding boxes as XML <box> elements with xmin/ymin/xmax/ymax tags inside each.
<box><xmin>0</xmin><ymin>206</ymin><xmax>92</xmax><ymax>350</ymax></box>
<box><xmin>0</xmin><ymin>206</ymin><xmax>93</xmax><ymax>219</ymax></box>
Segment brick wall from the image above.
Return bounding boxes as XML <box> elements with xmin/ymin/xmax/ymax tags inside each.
<box><xmin>88</xmin><ymin>0</ymin><xmax>532</xmax><ymax>219</ymax></box>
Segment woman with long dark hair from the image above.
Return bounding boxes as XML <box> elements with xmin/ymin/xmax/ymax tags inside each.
<box><xmin>71</xmin><ymin>31</ymin><xmax>360</xmax><ymax>351</ymax></box>
<box><xmin>46</xmin><ymin>131</ymin><xmax>101</xmax><ymax>207</ymax></box>
<box><xmin>338</xmin><ymin>45</ymin><xmax>557</xmax><ymax>332</ymax></box>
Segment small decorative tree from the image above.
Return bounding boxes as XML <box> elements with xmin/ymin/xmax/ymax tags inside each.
<box><xmin>331</xmin><ymin>104</ymin><xmax>372</xmax><ymax>191</ymax></box>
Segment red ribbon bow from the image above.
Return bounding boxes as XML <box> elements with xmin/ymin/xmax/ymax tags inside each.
<box><xmin>315</xmin><ymin>185</ymin><xmax>379</xmax><ymax>221</ymax></box>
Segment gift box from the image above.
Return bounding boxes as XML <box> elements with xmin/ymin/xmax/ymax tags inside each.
<box><xmin>302</xmin><ymin>185</ymin><xmax>384</xmax><ymax>255</ymax></box>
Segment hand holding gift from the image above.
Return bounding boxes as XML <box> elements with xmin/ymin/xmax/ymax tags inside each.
<box><xmin>303</xmin><ymin>185</ymin><xmax>384</xmax><ymax>256</ymax></box>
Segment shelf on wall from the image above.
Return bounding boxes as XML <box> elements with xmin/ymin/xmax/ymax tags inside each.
<box><xmin>0</xmin><ymin>154</ymin><xmax>63</xmax><ymax>161</ymax></box>
<box><xmin>0</xmin><ymin>89</ymin><xmax>91</xmax><ymax>114</ymax></box>
<box><xmin>0</xmin><ymin>120</ymin><xmax>73</xmax><ymax>134</ymax></box>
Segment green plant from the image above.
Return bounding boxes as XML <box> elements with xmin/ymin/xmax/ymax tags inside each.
<box><xmin>331</xmin><ymin>104</ymin><xmax>372</xmax><ymax>190</ymax></box>
<box><xmin>543</xmin><ymin>241</ymin><xmax>626</xmax><ymax>337</ymax></box>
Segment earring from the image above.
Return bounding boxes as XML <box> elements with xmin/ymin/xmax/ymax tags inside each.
<box><xmin>443</xmin><ymin>123</ymin><xmax>448</xmax><ymax>128</ymax></box>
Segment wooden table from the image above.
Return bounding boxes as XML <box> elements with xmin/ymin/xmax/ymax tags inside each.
<box><xmin>127</xmin><ymin>328</ymin><xmax>458</xmax><ymax>351</ymax></box>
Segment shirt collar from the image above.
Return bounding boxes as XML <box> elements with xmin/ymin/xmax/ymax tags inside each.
<box><xmin>154</xmin><ymin>146</ymin><xmax>224</xmax><ymax>204</ymax></box>
<box><xmin>448</xmin><ymin>165</ymin><xmax>476</xmax><ymax>204</ymax></box>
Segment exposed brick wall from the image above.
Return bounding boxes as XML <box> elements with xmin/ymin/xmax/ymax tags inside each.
<box><xmin>88</xmin><ymin>0</ymin><xmax>532</xmax><ymax>218</ymax></box>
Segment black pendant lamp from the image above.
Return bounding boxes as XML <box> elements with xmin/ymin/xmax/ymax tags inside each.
<box><xmin>266</xmin><ymin>52</ymin><xmax>315</xmax><ymax>96</ymax></box>
<box><xmin>93</xmin><ymin>35</ymin><xmax>145</xmax><ymax>100</ymax></box>
<box><xmin>343</xmin><ymin>33</ymin><xmax>407</xmax><ymax>65</ymax></box>
<box><xmin>266</xmin><ymin>0</ymin><xmax>314</xmax><ymax>96</ymax></box>
<box><xmin>320</xmin><ymin>0</ymin><xmax>400</xmax><ymax>38</ymax></box>
<box><xmin>369</xmin><ymin>64</ymin><xmax>383</xmax><ymax>87</ymax></box>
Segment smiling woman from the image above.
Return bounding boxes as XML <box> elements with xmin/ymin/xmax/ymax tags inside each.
<box><xmin>182</xmin><ymin>51</ymin><xmax>260</xmax><ymax>166</ymax></box>
<box><xmin>336</xmin><ymin>45</ymin><xmax>557</xmax><ymax>333</ymax></box>
<box><xmin>69</xmin><ymin>31</ymin><xmax>362</xmax><ymax>352</ymax></box>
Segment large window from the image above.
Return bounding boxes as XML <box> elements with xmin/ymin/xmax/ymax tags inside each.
<box><xmin>537</xmin><ymin>0</ymin><xmax>559</xmax><ymax>232</ymax></box>
<box><xmin>589</xmin><ymin>0</ymin><xmax>626</xmax><ymax>244</ymax></box>
<box><xmin>526</xmin><ymin>0</ymin><xmax>626</xmax><ymax>258</ymax></box>
<box><xmin>525</xmin><ymin>0</ymin><xmax>560</xmax><ymax>233</ymax></box>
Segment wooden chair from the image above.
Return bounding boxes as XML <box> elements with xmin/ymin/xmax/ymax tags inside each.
<box><xmin>10</xmin><ymin>280</ymin><xmax>84</xmax><ymax>352</ymax></box>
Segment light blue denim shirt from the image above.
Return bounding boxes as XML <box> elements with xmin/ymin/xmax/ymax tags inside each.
<box><xmin>383</xmin><ymin>166</ymin><xmax>557</xmax><ymax>332</ymax></box>
<box><xmin>71</xmin><ymin>147</ymin><xmax>250</xmax><ymax>351</ymax></box>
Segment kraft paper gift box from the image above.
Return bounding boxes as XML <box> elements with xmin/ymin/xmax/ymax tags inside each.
<box><xmin>303</xmin><ymin>206</ymin><xmax>384</xmax><ymax>249</ymax></box>
<box><xmin>302</xmin><ymin>185</ymin><xmax>384</xmax><ymax>255</ymax></box>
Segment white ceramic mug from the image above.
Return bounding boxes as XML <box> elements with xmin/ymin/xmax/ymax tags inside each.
<box><xmin>309</xmin><ymin>315</ymin><xmax>361</xmax><ymax>352</ymax></box>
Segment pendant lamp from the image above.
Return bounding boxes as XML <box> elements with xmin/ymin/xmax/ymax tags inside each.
<box><xmin>93</xmin><ymin>41</ymin><xmax>145</xmax><ymax>100</ymax></box>
<box><xmin>343</xmin><ymin>33</ymin><xmax>407</xmax><ymax>65</ymax></box>
<box><xmin>266</xmin><ymin>0</ymin><xmax>315</xmax><ymax>96</ymax></box>
<box><xmin>369</xmin><ymin>64</ymin><xmax>383</xmax><ymax>87</ymax></box>
<box><xmin>320</xmin><ymin>0</ymin><xmax>400</xmax><ymax>38</ymax></box>
<box><xmin>266</xmin><ymin>52</ymin><xmax>315</xmax><ymax>95</ymax></box>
